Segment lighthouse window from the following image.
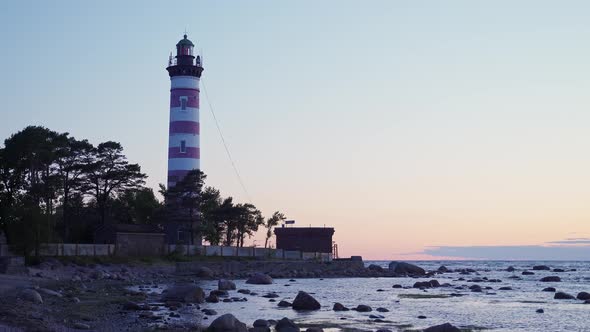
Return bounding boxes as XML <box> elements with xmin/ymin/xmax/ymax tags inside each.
<box><xmin>180</xmin><ymin>140</ymin><xmax>186</xmax><ymax>153</ymax></box>
<box><xmin>180</xmin><ymin>98</ymin><xmax>187</xmax><ymax>110</ymax></box>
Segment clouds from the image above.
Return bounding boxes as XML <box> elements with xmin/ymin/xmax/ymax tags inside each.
<box><xmin>546</xmin><ymin>238</ymin><xmax>590</xmax><ymax>245</ymax></box>
<box><xmin>419</xmin><ymin>238</ymin><xmax>590</xmax><ymax>260</ymax></box>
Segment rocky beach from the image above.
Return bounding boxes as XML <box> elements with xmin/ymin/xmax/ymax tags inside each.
<box><xmin>0</xmin><ymin>259</ymin><xmax>588</xmax><ymax>331</ymax></box>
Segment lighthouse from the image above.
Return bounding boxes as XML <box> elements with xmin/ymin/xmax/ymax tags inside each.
<box><xmin>166</xmin><ymin>34</ymin><xmax>203</xmax><ymax>188</ymax></box>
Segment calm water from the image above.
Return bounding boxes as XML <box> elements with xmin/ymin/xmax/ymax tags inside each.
<box><xmin>135</xmin><ymin>261</ymin><xmax>590</xmax><ymax>331</ymax></box>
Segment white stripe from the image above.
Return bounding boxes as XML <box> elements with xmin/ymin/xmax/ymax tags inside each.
<box><xmin>170</xmin><ymin>76</ymin><xmax>200</xmax><ymax>89</ymax></box>
<box><xmin>169</xmin><ymin>134</ymin><xmax>199</xmax><ymax>148</ymax></box>
<box><xmin>168</xmin><ymin>158</ymin><xmax>200</xmax><ymax>171</ymax></box>
<box><xmin>170</xmin><ymin>107</ymin><xmax>199</xmax><ymax>122</ymax></box>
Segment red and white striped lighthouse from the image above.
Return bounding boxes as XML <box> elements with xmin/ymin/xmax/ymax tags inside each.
<box><xmin>166</xmin><ymin>34</ymin><xmax>203</xmax><ymax>188</ymax></box>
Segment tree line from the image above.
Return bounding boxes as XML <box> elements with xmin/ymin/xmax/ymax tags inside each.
<box><xmin>0</xmin><ymin>126</ymin><xmax>285</xmax><ymax>259</ymax></box>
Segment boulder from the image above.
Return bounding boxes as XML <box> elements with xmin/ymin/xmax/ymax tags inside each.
<box><xmin>498</xmin><ymin>287</ymin><xmax>512</xmax><ymax>291</ymax></box>
<box><xmin>577</xmin><ymin>292</ymin><xmax>590</xmax><ymax>301</ymax></box>
<box><xmin>522</xmin><ymin>271</ymin><xmax>535</xmax><ymax>275</ymax></box>
<box><xmin>533</xmin><ymin>265</ymin><xmax>550</xmax><ymax>271</ymax></box>
<box><xmin>211</xmin><ymin>290</ymin><xmax>229</xmax><ymax>297</ymax></box>
<box><xmin>246</xmin><ymin>273</ymin><xmax>273</xmax><ymax>285</ymax></box>
<box><xmin>438</xmin><ymin>266</ymin><xmax>449</xmax><ymax>273</ymax></box>
<box><xmin>388</xmin><ymin>261</ymin><xmax>425</xmax><ymax>275</ymax></box>
<box><xmin>207</xmin><ymin>314</ymin><xmax>247</xmax><ymax>332</ymax></box>
<box><xmin>554</xmin><ymin>292</ymin><xmax>575</xmax><ymax>300</ymax></box>
<box><xmin>278</xmin><ymin>300</ymin><xmax>292</xmax><ymax>307</ymax></box>
<box><xmin>424</xmin><ymin>323</ymin><xmax>461</xmax><ymax>332</ymax></box>
<box><xmin>305</xmin><ymin>329</ymin><xmax>323</xmax><ymax>332</ymax></box>
<box><xmin>275</xmin><ymin>317</ymin><xmax>299</xmax><ymax>332</ymax></box>
<box><xmin>19</xmin><ymin>289</ymin><xmax>43</xmax><ymax>304</ymax></box>
<box><xmin>206</xmin><ymin>294</ymin><xmax>220</xmax><ymax>303</ymax></box>
<box><xmin>376</xmin><ymin>307</ymin><xmax>389</xmax><ymax>312</ymax></box>
<box><xmin>292</xmin><ymin>291</ymin><xmax>320</xmax><ymax>310</ymax></box>
<box><xmin>392</xmin><ymin>284</ymin><xmax>402</xmax><ymax>289</ymax></box>
<box><xmin>253</xmin><ymin>320</ymin><xmax>270</xmax><ymax>328</ymax></box>
<box><xmin>90</xmin><ymin>270</ymin><xmax>105</xmax><ymax>280</ymax></box>
<box><xmin>203</xmin><ymin>309</ymin><xmax>218</xmax><ymax>316</ymax></box>
<box><xmin>333</xmin><ymin>302</ymin><xmax>349</xmax><ymax>311</ymax></box>
<box><xmin>196</xmin><ymin>267</ymin><xmax>215</xmax><ymax>278</ymax></box>
<box><xmin>540</xmin><ymin>276</ymin><xmax>561</xmax><ymax>282</ymax></box>
<box><xmin>354</xmin><ymin>304</ymin><xmax>372</xmax><ymax>312</ymax></box>
<box><xmin>162</xmin><ymin>284</ymin><xmax>205</xmax><ymax>303</ymax></box>
<box><xmin>218</xmin><ymin>279</ymin><xmax>237</xmax><ymax>291</ymax></box>
<box><xmin>542</xmin><ymin>287</ymin><xmax>556</xmax><ymax>292</ymax></box>
<box><xmin>367</xmin><ymin>264</ymin><xmax>384</xmax><ymax>272</ymax></box>
<box><xmin>237</xmin><ymin>289</ymin><xmax>251</xmax><ymax>294</ymax></box>
<box><xmin>553</xmin><ymin>268</ymin><xmax>565</xmax><ymax>273</ymax></box>
<box><xmin>536</xmin><ymin>309</ymin><xmax>544</xmax><ymax>313</ymax></box>
<box><xmin>506</xmin><ymin>266</ymin><xmax>515</xmax><ymax>272</ymax></box>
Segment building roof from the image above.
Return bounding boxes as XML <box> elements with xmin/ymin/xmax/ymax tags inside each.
<box><xmin>176</xmin><ymin>34</ymin><xmax>194</xmax><ymax>47</ymax></box>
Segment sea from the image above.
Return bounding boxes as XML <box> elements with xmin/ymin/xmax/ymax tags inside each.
<box><xmin>136</xmin><ymin>261</ymin><xmax>590</xmax><ymax>332</ymax></box>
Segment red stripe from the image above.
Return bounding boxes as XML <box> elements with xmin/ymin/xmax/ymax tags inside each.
<box><xmin>170</xmin><ymin>89</ymin><xmax>199</xmax><ymax>108</ymax></box>
<box><xmin>168</xmin><ymin>147</ymin><xmax>200</xmax><ymax>158</ymax></box>
<box><xmin>169</xmin><ymin>121</ymin><xmax>199</xmax><ymax>134</ymax></box>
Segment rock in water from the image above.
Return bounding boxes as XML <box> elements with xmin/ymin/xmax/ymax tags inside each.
<box><xmin>506</xmin><ymin>266</ymin><xmax>515</xmax><ymax>272</ymax></box>
<box><xmin>577</xmin><ymin>292</ymin><xmax>590</xmax><ymax>301</ymax></box>
<box><xmin>536</xmin><ymin>309</ymin><xmax>544</xmax><ymax>313</ymax></box>
<box><xmin>354</xmin><ymin>304</ymin><xmax>372</xmax><ymax>312</ymax></box>
<box><xmin>533</xmin><ymin>265</ymin><xmax>551</xmax><ymax>271</ymax></box>
<box><xmin>438</xmin><ymin>265</ymin><xmax>449</xmax><ymax>273</ymax></box>
<box><xmin>278</xmin><ymin>300</ymin><xmax>292</xmax><ymax>307</ymax></box>
<box><xmin>292</xmin><ymin>291</ymin><xmax>320</xmax><ymax>310</ymax></box>
<box><xmin>207</xmin><ymin>314</ymin><xmax>247</xmax><ymax>332</ymax></box>
<box><xmin>218</xmin><ymin>279</ymin><xmax>237</xmax><ymax>290</ymax></box>
<box><xmin>540</xmin><ymin>276</ymin><xmax>561</xmax><ymax>282</ymax></box>
<box><xmin>423</xmin><ymin>323</ymin><xmax>461</xmax><ymax>332</ymax></box>
<box><xmin>306</xmin><ymin>328</ymin><xmax>323</xmax><ymax>332</ymax></box>
<box><xmin>275</xmin><ymin>317</ymin><xmax>300</xmax><ymax>332</ymax></box>
<box><xmin>554</xmin><ymin>292</ymin><xmax>575</xmax><ymax>300</ymax></box>
<box><xmin>253</xmin><ymin>320</ymin><xmax>270</xmax><ymax>328</ymax></box>
<box><xmin>162</xmin><ymin>284</ymin><xmax>205</xmax><ymax>303</ymax></box>
<box><xmin>19</xmin><ymin>289</ymin><xmax>43</xmax><ymax>304</ymax></box>
<box><xmin>252</xmin><ymin>320</ymin><xmax>270</xmax><ymax>332</ymax></box>
<box><xmin>522</xmin><ymin>271</ymin><xmax>535</xmax><ymax>275</ymax></box>
<box><xmin>333</xmin><ymin>302</ymin><xmax>349</xmax><ymax>311</ymax></box>
<box><xmin>246</xmin><ymin>273</ymin><xmax>273</xmax><ymax>285</ymax></box>
<box><xmin>388</xmin><ymin>261</ymin><xmax>426</xmax><ymax>276</ymax></box>
<box><xmin>542</xmin><ymin>287</ymin><xmax>556</xmax><ymax>292</ymax></box>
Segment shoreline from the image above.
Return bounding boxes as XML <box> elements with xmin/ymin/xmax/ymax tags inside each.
<box><xmin>0</xmin><ymin>258</ymin><xmax>588</xmax><ymax>331</ymax></box>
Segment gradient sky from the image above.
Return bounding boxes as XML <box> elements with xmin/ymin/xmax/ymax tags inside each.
<box><xmin>2</xmin><ymin>1</ymin><xmax>590</xmax><ymax>259</ymax></box>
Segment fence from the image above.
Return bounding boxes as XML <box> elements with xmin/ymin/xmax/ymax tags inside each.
<box><xmin>0</xmin><ymin>243</ymin><xmax>332</xmax><ymax>261</ymax></box>
<box><xmin>0</xmin><ymin>243</ymin><xmax>116</xmax><ymax>257</ymax></box>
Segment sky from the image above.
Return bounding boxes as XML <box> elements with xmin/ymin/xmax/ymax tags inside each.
<box><xmin>1</xmin><ymin>1</ymin><xmax>590</xmax><ymax>260</ymax></box>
